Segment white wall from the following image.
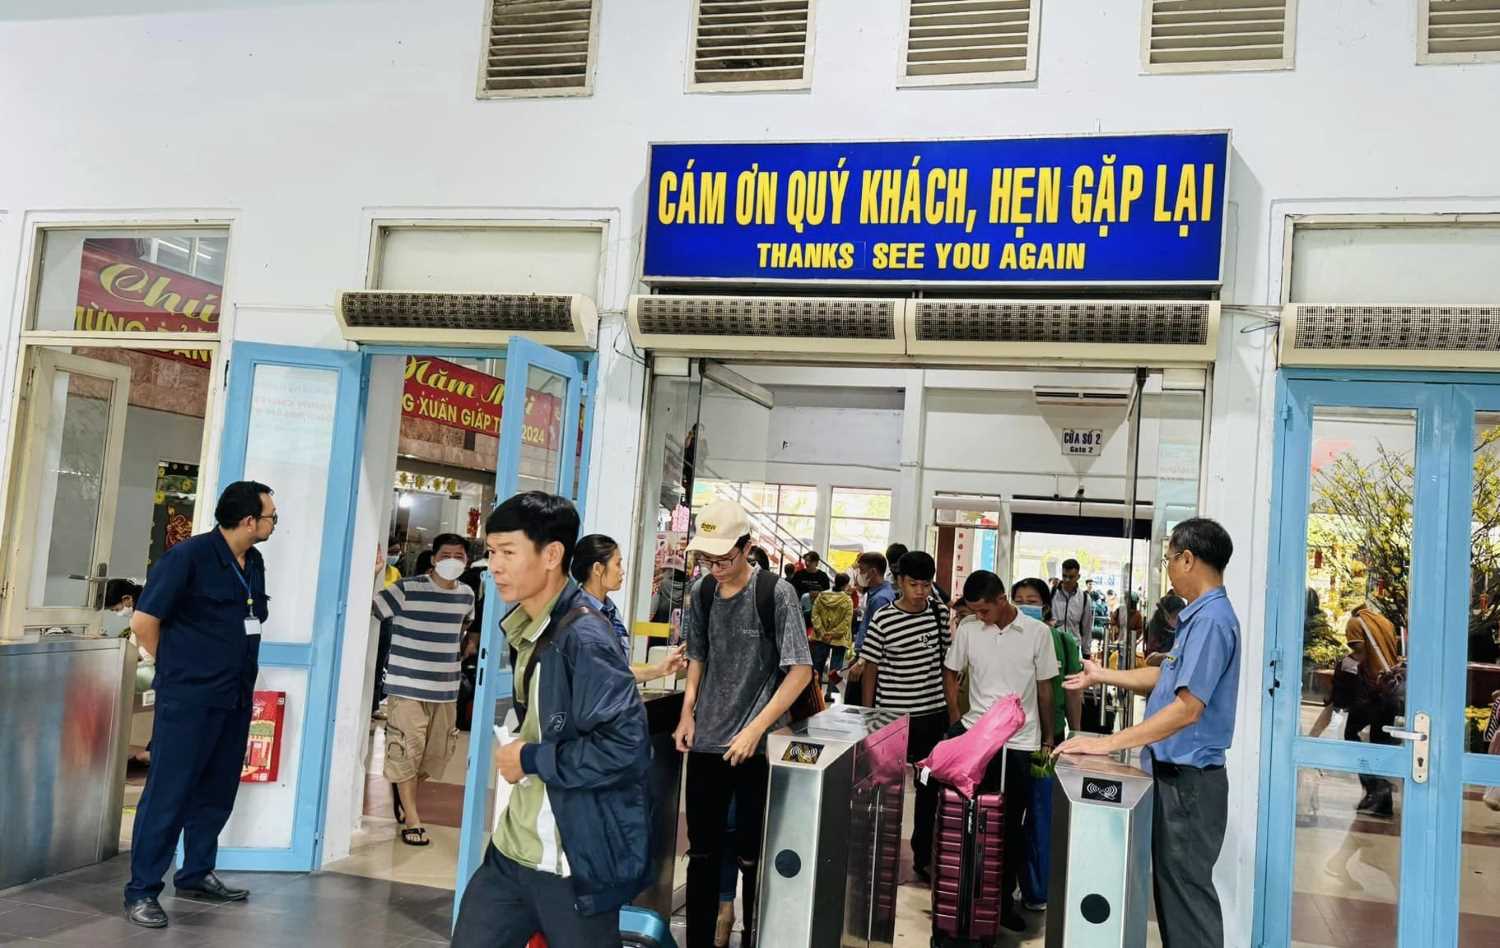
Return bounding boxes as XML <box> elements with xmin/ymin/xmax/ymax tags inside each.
<box><xmin>2</xmin><ymin>1</ymin><xmax>1498</xmax><ymax>933</ymax></box>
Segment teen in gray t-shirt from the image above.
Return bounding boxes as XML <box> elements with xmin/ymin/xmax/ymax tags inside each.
<box><xmin>682</xmin><ymin>574</ymin><xmax>812</xmax><ymax>753</ymax></box>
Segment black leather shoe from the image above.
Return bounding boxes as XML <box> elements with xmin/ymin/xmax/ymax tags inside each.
<box><xmin>1001</xmin><ymin>910</ymin><xmax>1028</xmax><ymax>932</ymax></box>
<box><xmin>176</xmin><ymin>871</ymin><xmax>249</xmax><ymax>901</ymax></box>
<box><xmin>124</xmin><ymin>896</ymin><xmax>169</xmax><ymax>928</ymax></box>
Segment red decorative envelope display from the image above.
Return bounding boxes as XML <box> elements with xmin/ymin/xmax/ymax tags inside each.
<box><xmin>241</xmin><ymin>691</ymin><xmax>287</xmax><ymax>783</ymax></box>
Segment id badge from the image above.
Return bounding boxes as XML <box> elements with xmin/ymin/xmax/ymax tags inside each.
<box><xmin>245</xmin><ymin>618</ymin><xmax>263</xmax><ymax>638</ymax></box>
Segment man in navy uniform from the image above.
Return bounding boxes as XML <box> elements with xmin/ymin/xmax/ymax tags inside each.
<box><xmin>123</xmin><ymin>481</ymin><xmax>276</xmax><ymax>929</ymax></box>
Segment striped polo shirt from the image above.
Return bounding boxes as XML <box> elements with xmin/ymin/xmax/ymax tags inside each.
<box><xmin>373</xmin><ymin>574</ymin><xmax>474</xmax><ymax>703</ymax></box>
<box><xmin>861</xmin><ymin>600</ymin><xmax>951</xmax><ymax>716</ymax></box>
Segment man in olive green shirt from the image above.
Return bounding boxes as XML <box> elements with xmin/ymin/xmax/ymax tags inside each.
<box><xmin>451</xmin><ymin>493</ymin><xmax>652</xmax><ymax>948</ymax></box>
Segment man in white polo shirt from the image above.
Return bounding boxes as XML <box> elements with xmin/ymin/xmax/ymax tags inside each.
<box><xmin>943</xmin><ymin>570</ymin><xmax>1058</xmax><ymax>933</ymax></box>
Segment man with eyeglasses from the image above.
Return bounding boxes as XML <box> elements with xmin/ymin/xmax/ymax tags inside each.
<box><xmin>673</xmin><ymin>500</ymin><xmax>814</xmax><ymax>948</ymax></box>
<box><xmin>124</xmin><ymin>481</ymin><xmax>277</xmax><ymax>929</ymax></box>
<box><xmin>1057</xmin><ymin>518</ymin><xmax>1240</xmax><ymax>948</ymax></box>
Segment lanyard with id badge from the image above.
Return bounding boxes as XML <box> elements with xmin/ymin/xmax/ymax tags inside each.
<box><xmin>232</xmin><ymin>560</ymin><xmax>262</xmax><ymax>638</ymax></box>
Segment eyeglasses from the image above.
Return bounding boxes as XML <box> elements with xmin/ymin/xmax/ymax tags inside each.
<box><xmin>700</xmin><ymin>547</ymin><xmax>744</xmax><ymax>571</ymax></box>
<box><xmin>1161</xmin><ymin>550</ymin><xmax>1185</xmax><ymax>568</ymax></box>
<box><xmin>258</xmin><ymin>513</ymin><xmax>279</xmax><ymax>525</ymax></box>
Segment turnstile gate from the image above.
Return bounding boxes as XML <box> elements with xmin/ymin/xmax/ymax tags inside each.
<box><xmin>1046</xmin><ymin>748</ymin><xmax>1155</xmax><ymax>947</ymax></box>
<box><xmin>758</xmin><ymin>706</ymin><xmax>909</xmax><ymax>948</ymax></box>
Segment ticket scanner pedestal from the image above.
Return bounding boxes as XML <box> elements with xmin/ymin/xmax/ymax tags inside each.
<box><xmin>758</xmin><ymin>706</ymin><xmax>909</xmax><ymax>948</ymax></box>
<box><xmin>1046</xmin><ymin>748</ymin><xmax>1155</xmax><ymax>948</ymax></box>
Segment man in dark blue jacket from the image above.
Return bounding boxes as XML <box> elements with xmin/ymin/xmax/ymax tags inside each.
<box><xmin>452</xmin><ymin>492</ymin><xmax>653</xmax><ymax>948</ymax></box>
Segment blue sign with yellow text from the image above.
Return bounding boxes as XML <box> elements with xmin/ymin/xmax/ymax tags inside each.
<box><xmin>643</xmin><ymin>131</ymin><xmax>1230</xmax><ymax>285</ymax></box>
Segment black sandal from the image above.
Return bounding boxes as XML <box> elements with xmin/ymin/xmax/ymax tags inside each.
<box><xmin>400</xmin><ymin>827</ymin><xmax>429</xmax><ymax>847</ymax></box>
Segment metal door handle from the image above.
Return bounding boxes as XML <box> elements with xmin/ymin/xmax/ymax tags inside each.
<box><xmin>1383</xmin><ymin>712</ymin><xmax>1430</xmax><ymax>784</ymax></box>
<box><xmin>1381</xmin><ymin>727</ymin><xmax>1426</xmax><ymax>742</ymax></box>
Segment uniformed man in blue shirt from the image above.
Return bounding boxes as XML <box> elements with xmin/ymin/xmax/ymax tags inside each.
<box><xmin>123</xmin><ymin>481</ymin><xmax>276</xmax><ymax>929</ymax></box>
<box><xmin>1055</xmin><ymin>518</ymin><xmax>1240</xmax><ymax>947</ymax></box>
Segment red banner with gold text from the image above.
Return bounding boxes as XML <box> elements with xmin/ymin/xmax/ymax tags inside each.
<box><xmin>402</xmin><ymin>356</ymin><xmax>566</xmax><ymax>449</ymax></box>
<box><xmin>74</xmin><ymin>238</ymin><xmax>219</xmax><ymax>367</ymax></box>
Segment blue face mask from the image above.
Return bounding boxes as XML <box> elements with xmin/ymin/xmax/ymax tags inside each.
<box><xmin>1017</xmin><ymin>604</ymin><xmax>1045</xmax><ymax>622</ymax></box>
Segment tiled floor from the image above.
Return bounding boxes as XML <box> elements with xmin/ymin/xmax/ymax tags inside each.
<box><xmin>0</xmin><ymin>854</ymin><xmax>451</xmax><ymax>947</ymax></box>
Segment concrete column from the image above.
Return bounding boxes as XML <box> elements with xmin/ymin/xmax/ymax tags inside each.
<box><xmin>891</xmin><ymin>369</ymin><xmax>927</xmax><ymax>551</ymax></box>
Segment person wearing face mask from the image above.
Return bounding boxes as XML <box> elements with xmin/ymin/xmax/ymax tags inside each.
<box><xmin>372</xmin><ymin>533</ymin><xmax>476</xmax><ymax>846</ymax></box>
<box><xmin>1010</xmin><ymin>577</ymin><xmax>1081</xmax><ymax>913</ymax></box>
<box><xmin>572</xmin><ymin>533</ymin><xmax>687</xmax><ymax>683</ymax></box>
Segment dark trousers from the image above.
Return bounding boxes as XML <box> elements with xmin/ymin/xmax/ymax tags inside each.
<box><xmin>1151</xmin><ymin>763</ymin><xmax>1229</xmax><ymax>948</ymax></box>
<box><xmin>808</xmin><ymin>641</ymin><xmax>847</xmax><ymax>698</ymax></box>
<box><xmin>1346</xmin><ymin>700</ymin><xmax>1397</xmax><ymax>797</ymax></box>
<box><xmin>978</xmin><ymin>745</ymin><xmax>1032</xmax><ymax>918</ymax></box>
<box><xmin>125</xmin><ymin>697</ymin><xmax>252</xmax><ymax>901</ymax></box>
<box><xmin>906</xmin><ymin>710</ymin><xmax>948</xmax><ymax>874</ymax></box>
<box><xmin>452</xmin><ymin>844</ymin><xmax>621</xmax><ymax>948</ymax></box>
<box><xmin>372</xmin><ymin>617</ymin><xmax>393</xmax><ymax>714</ymax></box>
<box><xmin>685</xmin><ymin>751</ymin><xmax>769</xmax><ymax>948</ymax></box>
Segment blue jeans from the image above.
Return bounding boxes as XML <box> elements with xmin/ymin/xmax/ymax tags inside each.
<box><xmin>1020</xmin><ymin>772</ymin><xmax>1054</xmax><ymax>905</ymax></box>
<box><xmin>808</xmin><ymin>641</ymin><xmax>846</xmax><ymax>697</ymax></box>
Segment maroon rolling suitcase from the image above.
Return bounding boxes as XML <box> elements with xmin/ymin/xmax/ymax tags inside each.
<box><xmin>930</xmin><ymin>783</ymin><xmax>1005</xmax><ymax>946</ymax></box>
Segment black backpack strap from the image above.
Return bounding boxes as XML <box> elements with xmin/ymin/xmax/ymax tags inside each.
<box><xmin>696</xmin><ymin>575</ymin><xmax>719</xmax><ymax>658</ymax></box>
<box><xmin>754</xmin><ymin>569</ymin><xmax>779</xmax><ymax>649</ymax></box>
<box><xmin>519</xmin><ymin>605</ymin><xmax>597</xmax><ymax>709</ymax></box>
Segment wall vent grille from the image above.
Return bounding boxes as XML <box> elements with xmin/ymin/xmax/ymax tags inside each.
<box><xmin>1142</xmin><ymin>0</ymin><xmax>1295</xmax><ymax>73</ymax></box>
<box><xmin>1420</xmin><ymin>0</ymin><xmax>1500</xmax><ymax>64</ymax></box>
<box><xmin>337</xmin><ymin>291</ymin><xmax>597</xmax><ymax>347</ymax></box>
<box><xmin>690</xmin><ymin>0</ymin><xmax>814</xmax><ymax>89</ymax></box>
<box><xmin>480</xmin><ymin>0</ymin><xmax>600</xmax><ymax>98</ymax></box>
<box><xmin>634</xmin><ymin>295</ymin><xmax>897</xmax><ymax>339</ymax></box>
<box><xmin>1288</xmin><ymin>304</ymin><xmax>1500</xmax><ymax>352</ymax></box>
<box><xmin>902</xmin><ymin>0</ymin><xmax>1039</xmax><ymax>85</ymax></box>
<box><xmin>913</xmin><ymin>300</ymin><xmax>1214</xmax><ymax>346</ymax></box>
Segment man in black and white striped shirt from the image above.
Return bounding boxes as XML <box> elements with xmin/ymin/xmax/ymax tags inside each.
<box><xmin>860</xmin><ymin>550</ymin><xmax>949</xmax><ymax>884</ymax></box>
<box><xmin>372</xmin><ymin>533</ymin><xmax>474</xmax><ymax>845</ymax></box>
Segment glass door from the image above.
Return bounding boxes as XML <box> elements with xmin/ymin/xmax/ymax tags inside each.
<box><xmin>2</xmin><ymin>350</ymin><xmax>132</xmax><ymax>635</ymax></box>
<box><xmin>213</xmin><ymin>342</ymin><xmax>364</xmax><ymax>870</ymax></box>
<box><xmin>1260</xmin><ymin>379</ymin><xmax>1451</xmax><ymax>946</ymax></box>
<box><xmin>1443</xmin><ymin>386</ymin><xmax>1500</xmax><ymax>947</ymax></box>
<box><xmin>455</xmin><ymin>337</ymin><xmax>585</xmax><ymax>911</ymax></box>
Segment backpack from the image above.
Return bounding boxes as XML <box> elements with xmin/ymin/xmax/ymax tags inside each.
<box><xmin>697</xmin><ymin>570</ymin><xmax>825</xmax><ymax>723</ymax></box>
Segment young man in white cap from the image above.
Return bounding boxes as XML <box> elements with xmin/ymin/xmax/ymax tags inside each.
<box><xmin>673</xmin><ymin>500</ymin><xmax>814</xmax><ymax>948</ymax></box>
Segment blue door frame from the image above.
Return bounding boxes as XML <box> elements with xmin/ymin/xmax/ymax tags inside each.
<box><xmin>215</xmin><ymin>342</ymin><xmax>366</xmax><ymax>871</ymax></box>
<box><xmin>451</xmin><ymin>337</ymin><xmax>592</xmax><ymax>919</ymax></box>
<box><xmin>211</xmin><ymin>341</ymin><xmax>595</xmax><ymax>875</ymax></box>
<box><xmin>1256</xmin><ymin>369</ymin><xmax>1500</xmax><ymax>947</ymax></box>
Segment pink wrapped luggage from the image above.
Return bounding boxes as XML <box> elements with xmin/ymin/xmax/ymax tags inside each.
<box><xmin>930</xmin><ymin>785</ymin><xmax>1005</xmax><ymax>944</ymax></box>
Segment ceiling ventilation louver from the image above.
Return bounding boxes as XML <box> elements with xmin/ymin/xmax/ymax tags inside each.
<box><xmin>337</xmin><ymin>291</ymin><xmax>598</xmax><ymax>348</ymax></box>
<box><xmin>1280</xmin><ymin>304</ymin><xmax>1500</xmax><ymax>369</ymax></box>
<box><xmin>1142</xmin><ymin>0</ymin><xmax>1295</xmax><ymax>73</ymax></box>
<box><xmin>1419</xmin><ymin>0</ymin><xmax>1500</xmax><ymax>64</ymax></box>
<box><xmin>908</xmin><ymin>299</ymin><xmax>1219</xmax><ymax>364</ymax></box>
<box><xmin>629</xmin><ymin>295</ymin><xmax>905</xmax><ymax>356</ymax></box>
<box><xmin>479</xmin><ymin>0</ymin><xmax>600</xmax><ymax>98</ymax></box>
<box><xmin>689</xmin><ymin>0</ymin><xmax>814</xmax><ymax>90</ymax></box>
<box><xmin>902</xmin><ymin>0</ymin><xmax>1040</xmax><ymax>85</ymax></box>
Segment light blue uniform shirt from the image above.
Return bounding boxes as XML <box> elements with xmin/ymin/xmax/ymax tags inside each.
<box><xmin>855</xmin><ymin>581</ymin><xmax>897</xmax><ymax>652</ymax></box>
<box><xmin>1143</xmin><ymin>586</ymin><xmax>1240</xmax><ymax>769</ymax></box>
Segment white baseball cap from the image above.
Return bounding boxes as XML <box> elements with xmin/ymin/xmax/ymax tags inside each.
<box><xmin>686</xmin><ymin>500</ymin><xmax>752</xmax><ymax>558</ymax></box>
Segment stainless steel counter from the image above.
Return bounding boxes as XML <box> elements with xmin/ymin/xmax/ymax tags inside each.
<box><xmin>0</xmin><ymin>636</ymin><xmax>135</xmax><ymax>890</ymax></box>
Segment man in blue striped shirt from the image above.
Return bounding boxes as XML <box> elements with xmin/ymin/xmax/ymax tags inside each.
<box><xmin>372</xmin><ymin>533</ymin><xmax>474</xmax><ymax>846</ymax></box>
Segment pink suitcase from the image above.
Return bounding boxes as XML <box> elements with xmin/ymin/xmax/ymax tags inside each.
<box><xmin>930</xmin><ymin>785</ymin><xmax>1005</xmax><ymax>944</ymax></box>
